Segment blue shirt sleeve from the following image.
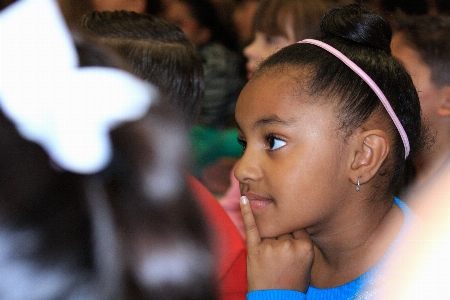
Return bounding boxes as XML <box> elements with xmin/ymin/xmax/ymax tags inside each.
<box><xmin>247</xmin><ymin>290</ymin><xmax>306</xmax><ymax>300</ymax></box>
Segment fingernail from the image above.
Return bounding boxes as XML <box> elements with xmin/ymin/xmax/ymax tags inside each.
<box><xmin>240</xmin><ymin>196</ymin><xmax>248</xmax><ymax>204</ymax></box>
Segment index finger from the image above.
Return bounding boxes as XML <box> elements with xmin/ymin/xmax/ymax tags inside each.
<box><xmin>240</xmin><ymin>196</ymin><xmax>262</xmax><ymax>247</ymax></box>
<box><xmin>292</xmin><ymin>229</ymin><xmax>311</xmax><ymax>241</ymax></box>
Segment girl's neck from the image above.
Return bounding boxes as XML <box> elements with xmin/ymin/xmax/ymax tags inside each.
<box><xmin>309</xmin><ymin>199</ymin><xmax>403</xmax><ymax>288</ymax></box>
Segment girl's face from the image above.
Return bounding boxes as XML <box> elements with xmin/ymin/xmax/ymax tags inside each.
<box><xmin>234</xmin><ymin>69</ymin><xmax>353</xmax><ymax>238</ymax></box>
<box><xmin>243</xmin><ymin>20</ymin><xmax>297</xmax><ymax>79</ymax></box>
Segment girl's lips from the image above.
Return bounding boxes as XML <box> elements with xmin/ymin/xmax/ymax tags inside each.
<box><xmin>245</xmin><ymin>195</ymin><xmax>273</xmax><ymax>210</ymax></box>
<box><xmin>250</xmin><ymin>199</ymin><xmax>273</xmax><ymax>210</ymax></box>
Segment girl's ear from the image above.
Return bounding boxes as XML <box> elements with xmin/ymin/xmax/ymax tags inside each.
<box><xmin>348</xmin><ymin>129</ymin><xmax>390</xmax><ymax>186</ymax></box>
<box><xmin>437</xmin><ymin>86</ymin><xmax>450</xmax><ymax>117</ymax></box>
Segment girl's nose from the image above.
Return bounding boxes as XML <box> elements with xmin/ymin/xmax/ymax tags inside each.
<box><xmin>243</xmin><ymin>39</ymin><xmax>258</xmax><ymax>61</ymax></box>
<box><xmin>234</xmin><ymin>150</ymin><xmax>263</xmax><ymax>185</ymax></box>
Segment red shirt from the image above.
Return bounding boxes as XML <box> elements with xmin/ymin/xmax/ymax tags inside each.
<box><xmin>188</xmin><ymin>175</ymin><xmax>247</xmax><ymax>300</ymax></box>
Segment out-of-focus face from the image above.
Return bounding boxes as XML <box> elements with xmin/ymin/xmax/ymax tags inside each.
<box><xmin>233</xmin><ymin>0</ymin><xmax>260</xmax><ymax>44</ymax></box>
<box><xmin>91</xmin><ymin>0</ymin><xmax>147</xmax><ymax>13</ymax></box>
<box><xmin>164</xmin><ymin>1</ymin><xmax>209</xmax><ymax>47</ymax></box>
<box><xmin>234</xmin><ymin>68</ymin><xmax>352</xmax><ymax>238</ymax></box>
<box><xmin>243</xmin><ymin>17</ymin><xmax>297</xmax><ymax>79</ymax></box>
<box><xmin>391</xmin><ymin>32</ymin><xmax>446</xmax><ymax>127</ymax></box>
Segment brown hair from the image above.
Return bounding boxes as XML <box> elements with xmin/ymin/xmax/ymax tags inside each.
<box><xmin>253</xmin><ymin>0</ymin><xmax>329</xmax><ymax>40</ymax></box>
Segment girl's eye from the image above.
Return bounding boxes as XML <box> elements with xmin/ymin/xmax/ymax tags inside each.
<box><xmin>265</xmin><ymin>35</ymin><xmax>286</xmax><ymax>46</ymax></box>
<box><xmin>267</xmin><ymin>135</ymin><xmax>286</xmax><ymax>150</ymax></box>
<box><xmin>237</xmin><ymin>136</ymin><xmax>247</xmax><ymax>150</ymax></box>
<box><xmin>266</xmin><ymin>36</ymin><xmax>276</xmax><ymax>44</ymax></box>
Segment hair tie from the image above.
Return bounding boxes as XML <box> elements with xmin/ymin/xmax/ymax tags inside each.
<box><xmin>0</xmin><ymin>0</ymin><xmax>155</xmax><ymax>173</ymax></box>
<box><xmin>298</xmin><ymin>39</ymin><xmax>410</xmax><ymax>159</ymax></box>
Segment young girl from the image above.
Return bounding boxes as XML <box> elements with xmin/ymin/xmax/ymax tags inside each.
<box><xmin>236</xmin><ymin>3</ymin><xmax>424</xmax><ymax>299</ymax></box>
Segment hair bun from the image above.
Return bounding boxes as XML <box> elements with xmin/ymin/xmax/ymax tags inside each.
<box><xmin>320</xmin><ymin>4</ymin><xmax>392</xmax><ymax>54</ymax></box>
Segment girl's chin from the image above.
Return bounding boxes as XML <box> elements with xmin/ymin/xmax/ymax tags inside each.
<box><xmin>256</xmin><ymin>221</ymin><xmax>304</xmax><ymax>239</ymax></box>
<box><xmin>258</xmin><ymin>229</ymin><xmax>287</xmax><ymax>239</ymax></box>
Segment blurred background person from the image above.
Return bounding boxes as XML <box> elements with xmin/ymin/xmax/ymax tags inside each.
<box><xmin>162</xmin><ymin>0</ymin><xmax>246</xmax><ymax>194</ymax></box>
<box><xmin>163</xmin><ymin>0</ymin><xmax>245</xmax><ymax>129</ymax></box>
<box><xmin>79</xmin><ymin>10</ymin><xmax>204</xmax><ymax>128</ymax></box>
<box><xmin>243</xmin><ymin>0</ymin><xmax>328</xmax><ymax>79</ymax></box>
<box><xmin>232</xmin><ymin>0</ymin><xmax>260</xmax><ymax>48</ymax></box>
<box><xmin>79</xmin><ymin>10</ymin><xmax>248</xmax><ymax>299</ymax></box>
<box><xmin>391</xmin><ymin>13</ymin><xmax>450</xmax><ymax>205</ymax></box>
<box><xmin>0</xmin><ymin>0</ymin><xmax>218</xmax><ymax>299</ymax></box>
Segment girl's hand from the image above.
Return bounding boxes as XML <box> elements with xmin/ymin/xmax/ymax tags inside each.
<box><xmin>240</xmin><ymin>196</ymin><xmax>314</xmax><ymax>293</ymax></box>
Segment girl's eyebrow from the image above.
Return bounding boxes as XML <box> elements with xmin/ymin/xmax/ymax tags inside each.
<box><xmin>236</xmin><ymin>115</ymin><xmax>296</xmax><ymax>132</ymax></box>
<box><xmin>253</xmin><ymin>115</ymin><xmax>297</xmax><ymax>130</ymax></box>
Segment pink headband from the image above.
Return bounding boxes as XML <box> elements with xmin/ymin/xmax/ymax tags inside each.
<box><xmin>298</xmin><ymin>39</ymin><xmax>410</xmax><ymax>158</ymax></box>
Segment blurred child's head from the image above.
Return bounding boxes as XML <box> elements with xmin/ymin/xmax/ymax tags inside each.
<box><xmin>243</xmin><ymin>0</ymin><xmax>328</xmax><ymax>79</ymax></box>
<box><xmin>80</xmin><ymin>10</ymin><xmax>205</xmax><ymax>127</ymax></box>
<box><xmin>390</xmin><ymin>14</ymin><xmax>450</xmax><ymax>189</ymax></box>
<box><xmin>232</xmin><ymin>0</ymin><xmax>260</xmax><ymax>45</ymax></box>
<box><xmin>164</xmin><ymin>0</ymin><xmax>237</xmax><ymax>51</ymax></box>
<box><xmin>392</xmin><ymin>14</ymin><xmax>450</xmax><ymax>90</ymax></box>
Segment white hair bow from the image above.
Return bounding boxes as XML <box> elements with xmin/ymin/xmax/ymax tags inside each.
<box><xmin>0</xmin><ymin>0</ymin><xmax>155</xmax><ymax>173</ymax></box>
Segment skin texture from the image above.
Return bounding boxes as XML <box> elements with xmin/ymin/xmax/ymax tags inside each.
<box><xmin>391</xmin><ymin>32</ymin><xmax>450</xmax><ymax>192</ymax></box>
<box><xmin>235</xmin><ymin>67</ymin><xmax>404</xmax><ymax>292</ymax></box>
